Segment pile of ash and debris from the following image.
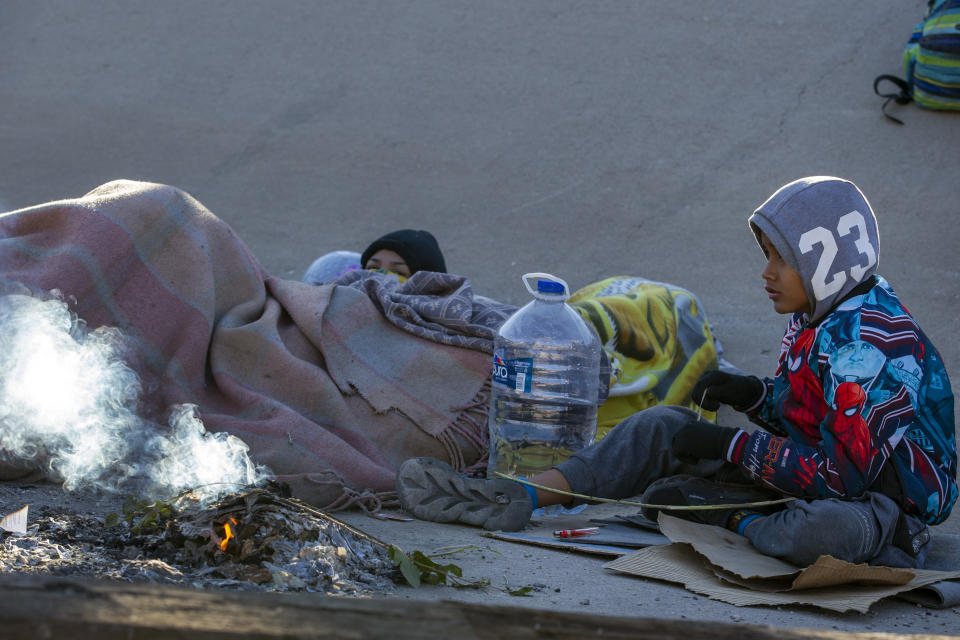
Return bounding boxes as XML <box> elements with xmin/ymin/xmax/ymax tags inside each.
<box><xmin>0</xmin><ymin>485</ymin><xmax>400</xmax><ymax>594</ymax></box>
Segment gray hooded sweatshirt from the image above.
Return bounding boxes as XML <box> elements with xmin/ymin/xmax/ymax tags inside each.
<box><xmin>748</xmin><ymin>176</ymin><xmax>880</xmax><ymax>325</ymax></box>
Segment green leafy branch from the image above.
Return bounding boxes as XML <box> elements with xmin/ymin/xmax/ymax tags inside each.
<box><xmin>388</xmin><ymin>545</ymin><xmax>532</xmax><ymax>596</ymax></box>
<box><xmin>104</xmin><ymin>495</ymin><xmax>175</xmax><ymax>533</ymax></box>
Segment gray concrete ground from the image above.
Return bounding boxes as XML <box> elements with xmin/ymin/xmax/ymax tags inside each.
<box><xmin>1</xmin><ymin>0</ymin><xmax>958</xmax><ymax>634</ymax></box>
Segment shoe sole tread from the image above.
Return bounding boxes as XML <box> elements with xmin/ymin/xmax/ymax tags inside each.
<box><xmin>396</xmin><ymin>457</ymin><xmax>531</xmax><ymax>531</ymax></box>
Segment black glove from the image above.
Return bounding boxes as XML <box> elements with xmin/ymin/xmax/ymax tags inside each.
<box><xmin>671</xmin><ymin>422</ymin><xmax>742</xmax><ymax>464</ymax></box>
<box><xmin>691</xmin><ymin>371</ymin><xmax>764</xmax><ymax>412</ymax></box>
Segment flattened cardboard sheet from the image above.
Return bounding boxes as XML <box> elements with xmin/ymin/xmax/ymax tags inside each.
<box><xmin>604</xmin><ymin>515</ymin><xmax>960</xmax><ymax>613</ymax></box>
<box><xmin>658</xmin><ymin>514</ymin><xmax>915</xmax><ymax>589</ymax></box>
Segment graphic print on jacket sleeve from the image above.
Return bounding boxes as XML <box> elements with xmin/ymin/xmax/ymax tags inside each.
<box><xmin>826</xmin><ymin>382</ymin><xmax>872</xmax><ymax>472</ymax></box>
<box><xmin>780</xmin><ymin>328</ymin><xmax>828</xmax><ymax>442</ymax></box>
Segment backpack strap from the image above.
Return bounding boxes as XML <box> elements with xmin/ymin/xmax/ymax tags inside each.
<box><xmin>873</xmin><ymin>75</ymin><xmax>913</xmax><ymax>125</ymax></box>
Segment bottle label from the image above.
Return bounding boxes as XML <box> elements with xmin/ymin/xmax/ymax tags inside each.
<box><xmin>492</xmin><ymin>354</ymin><xmax>532</xmax><ymax>393</ymax></box>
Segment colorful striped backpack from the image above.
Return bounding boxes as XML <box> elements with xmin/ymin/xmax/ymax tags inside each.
<box><xmin>874</xmin><ymin>0</ymin><xmax>960</xmax><ymax>124</ymax></box>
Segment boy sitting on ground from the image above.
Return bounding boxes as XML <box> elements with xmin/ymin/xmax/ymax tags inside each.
<box><xmin>396</xmin><ymin>176</ymin><xmax>956</xmax><ymax>569</ymax></box>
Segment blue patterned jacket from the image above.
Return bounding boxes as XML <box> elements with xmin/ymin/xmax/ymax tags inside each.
<box><xmin>733</xmin><ymin>276</ymin><xmax>957</xmax><ymax>524</ymax></box>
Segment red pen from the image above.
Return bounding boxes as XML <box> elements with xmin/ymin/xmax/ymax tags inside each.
<box><xmin>553</xmin><ymin>527</ymin><xmax>600</xmax><ymax>538</ymax></box>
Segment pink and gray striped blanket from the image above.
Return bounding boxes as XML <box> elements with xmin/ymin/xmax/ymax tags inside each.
<box><xmin>0</xmin><ymin>180</ymin><xmax>513</xmax><ymax>510</ymax></box>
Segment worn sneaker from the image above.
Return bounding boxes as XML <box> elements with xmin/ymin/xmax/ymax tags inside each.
<box><xmin>396</xmin><ymin>457</ymin><xmax>532</xmax><ymax>531</ymax></box>
<box><xmin>640</xmin><ymin>475</ymin><xmax>781</xmax><ymax>529</ymax></box>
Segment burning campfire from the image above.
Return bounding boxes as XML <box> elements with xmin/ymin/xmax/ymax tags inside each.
<box><xmin>218</xmin><ymin>516</ymin><xmax>239</xmax><ymax>552</ymax></box>
<box><xmin>0</xmin><ymin>280</ymin><xmax>399</xmax><ymax>594</ymax></box>
<box><xmin>0</xmin><ymin>487</ymin><xmax>399</xmax><ymax>594</ymax></box>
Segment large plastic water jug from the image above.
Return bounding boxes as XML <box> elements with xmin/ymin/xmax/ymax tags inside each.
<box><xmin>487</xmin><ymin>273</ymin><xmax>602</xmax><ymax>479</ymax></box>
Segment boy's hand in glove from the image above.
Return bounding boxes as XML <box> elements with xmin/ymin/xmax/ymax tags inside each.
<box><xmin>691</xmin><ymin>371</ymin><xmax>764</xmax><ymax>412</ymax></box>
<box><xmin>671</xmin><ymin>422</ymin><xmax>746</xmax><ymax>464</ymax></box>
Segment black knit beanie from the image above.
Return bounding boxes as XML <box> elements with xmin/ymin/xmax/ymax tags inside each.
<box><xmin>360</xmin><ymin>229</ymin><xmax>447</xmax><ymax>274</ymax></box>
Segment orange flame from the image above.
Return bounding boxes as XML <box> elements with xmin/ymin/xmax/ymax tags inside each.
<box><xmin>220</xmin><ymin>517</ymin><xmax>238</xmax><ymax>551</ymax></box>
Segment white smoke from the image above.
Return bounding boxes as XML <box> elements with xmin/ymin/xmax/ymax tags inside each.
<box><xmin>142</xmin><ymin>405</ymin><xmax>266</xmax><ymax>499</ymax></box>
<box><xmin>0</xmin><ymin>291</ymin><xmax>271</xmax><ymax>502</ymax></box>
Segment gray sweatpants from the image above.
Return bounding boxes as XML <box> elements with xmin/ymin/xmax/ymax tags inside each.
<box><xmin>554</xmin><ymin>405</ymin><xmax>929</xmax><ymax>569</ymax></box>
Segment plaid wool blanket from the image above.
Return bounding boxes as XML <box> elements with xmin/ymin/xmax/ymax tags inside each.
<box><xmin>0</xmin><ymin>180</ymin><xmax>508</xmax><ymax>510</ymax></box>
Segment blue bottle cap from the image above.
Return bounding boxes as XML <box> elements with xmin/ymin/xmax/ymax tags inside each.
<box><xmin>537</xmin><ymin>279</ymin><xmax>565</xmax><ymax>295</ymax></box>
